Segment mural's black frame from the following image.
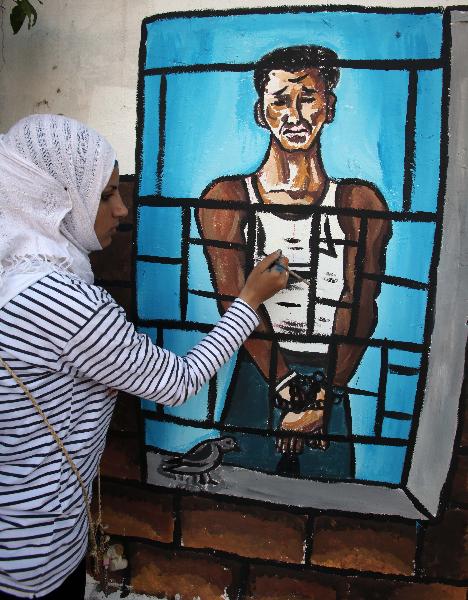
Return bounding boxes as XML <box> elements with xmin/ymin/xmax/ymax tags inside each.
<box><xmin>131</xmin><ymin>4</ymin><xmax>467</xmax><ymax>522</ymax></box>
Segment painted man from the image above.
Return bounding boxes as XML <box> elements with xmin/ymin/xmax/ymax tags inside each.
<box><xmin>196</xmin><ymin>45</ymin><xmax>391</xmax><ymax>478</ymax></box>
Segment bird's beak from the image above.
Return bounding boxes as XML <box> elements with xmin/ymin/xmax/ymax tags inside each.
<box><xmin>232</xmin><ymin>441</ymin><xmax>241</xmax><ymax>452</ymax></box>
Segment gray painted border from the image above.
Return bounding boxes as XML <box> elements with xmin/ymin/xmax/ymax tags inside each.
<box><xmin>147</xmin><ymin>452</ymin><xmax>425</xmax><ymax>519</ymax></box>
<box><xmin>407</xmin><ymin>9</ymin><xmax>468</xmax><ymax>516</ymax></box>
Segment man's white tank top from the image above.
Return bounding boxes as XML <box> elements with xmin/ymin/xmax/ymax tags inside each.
<box><xmin>245</xmin><ymin>177</ymin><xmax>345</xmax><ymax>355</ymax></box>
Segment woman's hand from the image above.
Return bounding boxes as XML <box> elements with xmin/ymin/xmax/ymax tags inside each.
<box><xmin>239</xmin><ymin>250</ymin><xmax>289</xmax><ymax>311</ymax></box>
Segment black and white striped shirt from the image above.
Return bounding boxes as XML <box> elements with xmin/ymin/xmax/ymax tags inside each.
<box><xmin>0</xmin><ymin>271</ymin><xmax>259</xmax><ymax>598</ymax></box>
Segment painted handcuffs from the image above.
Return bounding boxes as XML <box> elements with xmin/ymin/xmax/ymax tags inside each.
<box><xmin>275</xmin><ymin>371</ymin><xmax>346</xmax><ymax>413</ymax></box>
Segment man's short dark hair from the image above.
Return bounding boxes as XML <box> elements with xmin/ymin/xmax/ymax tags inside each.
<box><xmin>254</xmin><ymin>45</ymin><xmax>340</xmax><ymax>96</ymax></box>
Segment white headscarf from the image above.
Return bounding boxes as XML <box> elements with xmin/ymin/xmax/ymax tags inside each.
<box><xmin>0</xmin><ymin>114</ymin><xmax>116</xmax><ymax>308</ymax></box>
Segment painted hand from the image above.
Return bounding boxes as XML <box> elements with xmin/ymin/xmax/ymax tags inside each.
<box><xmin>276</xmin><ymin>387</ymin><xmax>329</xmax><ymax>454</ymax></box>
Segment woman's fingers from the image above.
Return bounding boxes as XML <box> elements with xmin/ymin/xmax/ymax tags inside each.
<box><xmin>307</xmin><ymin>429</ymin><xmax>329</xmax><ymax>451</ymax></box>
<box><xmin>260</xmin><ymin>249</ymin><xmax>288</xmax><ymax>271</ymax></box>
<box><xmin>276</xmin><ymin>432</ymin><xmax>327</xmax><ymax>453</ymax></box>
<box><xmin>295</xmin><ymin>436</ymin><xmax>304</xmax><ymax>454</ymax></box>
<box><xmin>275</xmin><ymin>433</ymin><xmax>304</xmax><ymax>454</ymax></box>
<box><xmin>239</xmin><ymin>251</ymin><xmax>290</xmax><ymax>309</ymax></box>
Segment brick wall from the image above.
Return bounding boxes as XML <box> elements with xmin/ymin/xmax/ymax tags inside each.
<box><xmin>90</xmin><ymin>178</ymin><xmax>467</xmax><ymax>599</ymax></box>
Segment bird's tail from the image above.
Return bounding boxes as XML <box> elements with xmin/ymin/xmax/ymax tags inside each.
<box><xmin>161</xmin><ymin>456</ymin><xmax>181</xmax><ymax>470</ymax></box>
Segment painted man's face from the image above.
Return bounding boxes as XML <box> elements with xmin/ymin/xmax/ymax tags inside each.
<box><xmin>260</xmin><ymin>68</ymin><xmax>335</xmax><ymax>152</ymax></box>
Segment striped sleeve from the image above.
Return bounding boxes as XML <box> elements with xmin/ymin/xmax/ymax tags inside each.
<box><xmin>59</xmin><ymin>298</ymin><xmax>259</xmax><ymax>406</ymax></box>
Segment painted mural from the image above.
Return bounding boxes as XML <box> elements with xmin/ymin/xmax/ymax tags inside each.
<box><xmin>135</xmin><ymin>7</ymin><xmax>446</xmax><ymax>506</ymax></box>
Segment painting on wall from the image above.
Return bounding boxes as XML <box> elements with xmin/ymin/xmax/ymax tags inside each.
<box><xmin>135</xmin><ymin>6</ymin><xmax>459</xmax><ymax>517</ymax></box>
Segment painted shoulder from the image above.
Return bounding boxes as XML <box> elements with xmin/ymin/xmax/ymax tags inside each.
<box><xmin>335</xmin><ymin>179</ymin><xmax>389</xmax><ymax>212</ymax></box>
<box><xmin>201</xmin><ymin>175</ymin><xmax>249</xmax><ymax>203</ymax></box>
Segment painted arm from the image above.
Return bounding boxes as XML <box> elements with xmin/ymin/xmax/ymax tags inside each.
<box><xmin>196</xmin><ymin>179</ymin><xmax>291</xmax><ymax>382</ymax></box>
<box><xmin>332</xmin><ymin>184</ymin><xmax>391</xmax><ymax>386</ymax></box>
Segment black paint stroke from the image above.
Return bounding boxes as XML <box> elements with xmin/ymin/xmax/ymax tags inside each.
<box><xmin>139</xmin><ymin>195</ymin><xmax>438</xmax><ymax>222</ymax></box>
<box><xmin>375</xmin><ymin>347</ymin><xmax>389</xmax><ymax>438</ymax></box>
<box><xmin>403</xmin><ymin>69</ymin><xmax>419</xmax><ymax>212</ymax></box>
<box><xmin>179</xmin><ymin>206</ymin><xmax>191</xmax><ymax>322</ymax></box>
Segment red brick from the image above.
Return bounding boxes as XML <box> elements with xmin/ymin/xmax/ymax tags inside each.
<box><xmin>349</xmin><ymin>578</ymin><xmax>467</xmax><ymax>600</ymax></box>
<box><xmin>119</xmin><ymin>180</ymin><xmax>135</xmax><ymax>224</ymax></box>
<box><xmin>181</xmin><ymin>496</ymin><xmax>308</xmax><ymax>564</ymax></box>
<box><xmin>310</xmin><ymin>516</ymin><xmax>416</xmax><ymax>575</ymax></box>
<box><xmin>461</xmin><ymin>417</ymin><xmax>468</xmax><ymax>448</ymax></box>
<box><xmin>420</xmin><ymin>508</ymin><xmax>468</xmax><ymax>579</ymax></box>
<box><xmin>90</xmin><ymin>228</ymin><xmax>133</xmax><ymax>282</ymax></box>
<box><xmin>100</xmin><ymin>432</ymin><xmax>141</xmax><ymax>481</ymax></box>
<box><xmin>99</xmin><ymin>480</ymin><xmax>174</xmax><ymax>542</ymax></box>
<box><xmin>459</xmin><ymin>385</ymin><xmax>468</xmax><ymax>448</ymax></box>
<box><xmin>348</xmin><ymin>577</ymin><xmax>394</xmax><ymax>600</ymax></box>
<box><xmin>391</xmin><ymin>584</ymin><xmax>468</xmax><ymax>600</ymax></box>
<box><xmin>129</xmin><ymin>542</ymin><xmax>241</xmax><ymax>599</ymax></box>
<box><xmin>110</xmin><ymin>391</ymin><xmax>139</xmax><ymax>434</ymax></box>
<box><xmin>451</xmin><ymin>455</ymin><xmax>468</xmax><ymax>504</ymax></box>
<box><xmin>247</xmin><ymin>564</ymin><xmax>348</xmax><ymax>600</ymax></box>
<box><xmin>101</xmin><ymin>285</ymin><xmax>133</xmax><ymax>316</ymax></box>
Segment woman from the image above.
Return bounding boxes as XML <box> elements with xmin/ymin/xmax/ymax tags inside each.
<box><xmin>0</xmin><ymin>114</ymin><xmax>289</xmax><ymax>599</ymax></box>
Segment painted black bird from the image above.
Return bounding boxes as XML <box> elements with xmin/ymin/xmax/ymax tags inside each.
<box><xmin>160</xmin><ymin>436</ymin><xmax>240</xmax><ymax>485</ymax></box>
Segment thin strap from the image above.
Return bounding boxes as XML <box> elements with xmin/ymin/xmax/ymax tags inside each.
<box><xmin>244</xmin><ymin>176</ymin><xmax>259</xmax><ymax>204</ymax></box>
<box><xmin>0</xmin><ymin>355</ymin><xmax>103</xmax><ymax>575</ymax></box>
<box><xmin>320</xmin><ymin>179</ymin><xmax>338</xmax><ymax>208</ymax></box>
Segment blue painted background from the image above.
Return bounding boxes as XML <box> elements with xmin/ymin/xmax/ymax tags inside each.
<box><xmin>137</xmin><ymin>10</ymin><xmax>443</xmax><ymax>486</ymax></box>
<box><xmin>145</xmin><ymin>12</ymin><xmax>442</xmax><ymax>68</ymax></box>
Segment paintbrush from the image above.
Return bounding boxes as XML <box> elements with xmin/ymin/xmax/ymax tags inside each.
<box><xmin>272</xmin><ymin>251</ymin><xmax>310</xmax><ymax>286</ymax></box>
<box><xmin>284</xmin><ymin>265</ymin><xmax>310</xmax><ymax>286</ymax></box>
